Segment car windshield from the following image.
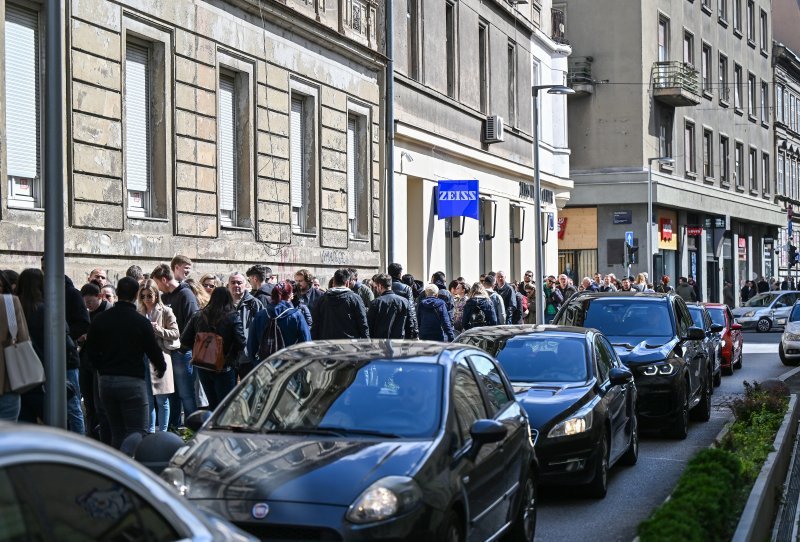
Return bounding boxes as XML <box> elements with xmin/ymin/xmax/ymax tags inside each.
<box><xmin>213</xmin><ymin>359</ymin><xmax>443</xmax><ymax>439</ymax></box>
<box><xmin>569</xmin><ymin>298</ymin><xmax>674</xmax><ymax>338</ymax></box>
<box><xmin>687</xmin><ymin>307</ymin><xmax>704</xmax><ymax>328</ymax></box>
<box><xmin>790</xmin><ymin>305</ymin><xmax>800</xmax><ymax>323</ymax></box>
<box><xmin>492</xmin><ymin>336</ymin><xmax>589</xmax><ymax>383</ymax></box>
<box><xmin>745</xmin><ymin>293</ymin><xmax>779</xmax><ymax>307</ymax></box>
<box><xmin>707</xmin><ymin>308</ymin><xmax>726</xmax><ymax>326</ymax></box>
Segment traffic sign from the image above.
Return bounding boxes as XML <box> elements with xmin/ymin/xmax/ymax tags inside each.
<box><xmin>625</xmin><ymin>231</ymin><xmax>634</xmax><ymax>246</ymax></box>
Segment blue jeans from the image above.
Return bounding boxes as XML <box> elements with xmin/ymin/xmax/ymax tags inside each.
<box><xmin>168</xmin><ymin>350</ymin><xmax>197</xmax><ymax>428</ymax></box>
<box><xmin>98</xmin><ymin>375</ymin><xmax>148</xmax><ymax>450</ymax></box>
<box><xmin>66</xmin><ymin>369</ymin><xmax>85</xmax><ymax>435</ymax></box>
<box><xmin>144</xmin><ymin>367</ymin><xmax>171</xmax><ymax>433</ymax></box>
<box><xmin>0</xmin><ymin>393</ymin><xmax>20</xmax><ymax>422</ymax></box>
<box><xmin>197</xmin><ymin>368</ymin><xmax>237</xmax><ymax>410</ymax></box>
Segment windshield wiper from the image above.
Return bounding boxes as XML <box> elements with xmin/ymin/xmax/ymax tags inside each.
<box><xmin>317</xmin><ymin>426</ymin><xmax>402</xmax><ymax>439</ymax></box>
<box><xmin>209</xmin><ymin>424</ymin><xmax>260</xmax><ymax>433</ymax></box>
<box><xmin>259</xmin><ymin>427</ymin><xmax>403</xmax><ymax>438</ymax></box>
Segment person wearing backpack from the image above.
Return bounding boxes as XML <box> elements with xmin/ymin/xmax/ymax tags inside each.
<box><xmin>417</xmin><ymin>284</ymin><xmax>455</xmax><ymax>342</ymax></box>
<box><xmin>461</xmin><ymin>282</ymin><xmax>498</xmax><ymax>330</ymax></box>
<box><xmin>180</xmin><ymin>287</ymin><xmax>245</xmax><ymax>410</ymax></box>
<box><xmin>248</xmin><ymin>281</ymin><xmax>311</xmax><ymax>365</ymax></box>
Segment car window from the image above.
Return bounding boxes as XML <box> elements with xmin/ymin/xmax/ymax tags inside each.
<box><xmin>675</xmin><ymin>299</ymin><xmax>692</xmax><ymax>336</ymax></box>
<box><xmin>564</xmin><ymin>298</ymin><xmax>674</xmax><ymax>338</ymax></box>
<box><xmin>0</xmin><ymin>462</ymin><xmax>181</xmax><ymax>541</ymax></box>
<box><xmin>780</xmin><ymin>293</ymin><xmax>798</xmax><ymax>307</ymax></box>
<box><xmin>452</xmin><ymin>359</ymin><xmax>488</xmax><ymax>443</ymax></box>
<box><xmin>599</xmin><ymin>335</ymin><xmax>622</xmax><ymax>368</ymax></box>
<box><xmin>745</xmin><ymin>292</ymin><xmax>780</xmax><ymax>307</ymax></box>
<box><xmin>708</xmin><ymin>307</ymin><xmax>726</xmax><ymax>326</ymax></box>
<box><xmin>687</xmin><ymin>307</ymin><xmax>705</xmax><ymax>329</ymax></box>
<box><xmin>490</xmin><ymin>336</ymin><xmax>588</xmax><ymax>383</ymax></box>
<box><xmin>468</xmin><ymin>355</ymin><xmax>512</xmax><ymax>415</ymax></box>
<box><xmin>594</xmin><ymin>338</ymin><xmax>613</xmax><ymax>383</ymax></box>
<box><xmin>790</xmin><ymin>304</ymin><xmax>800</xmax><ymax>323</ymax></box>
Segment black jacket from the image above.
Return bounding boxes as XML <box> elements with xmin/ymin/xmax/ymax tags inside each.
<box><xmin>84</xmin><ymin>302</ymin><xmax>166</xmax><ymax>379</ymax></box>
<box><xmin>496</xmin><ymin>283</ymin><xmax>518</xmax><ymax>324</ymax></box>
<box><xmin>162</xmin><ymin>282</ymin><xmax>199</xmax><ymax>332</ymax></box>
<box><xmin>391</xmin><ymin>279</ymin><xmax>419</xmax><ymax>338</ymax></box>
<box><xmin>181</xmin><ymin>310</ymin><xmax>246</xmax><ymax>368</ymax></box>
<box><xmin>368</xmin><ymin>291</ymin><xmax>413</xmax><ymax>339</ymax></box>
<box><xmin>462</xmin><ymin>297</ymin><xmax>498</xmax><ymax>329</ymax></box>
<box><xmin>417</xmin><ymin>297</ymin><xmax>455</xmax><ymax>342</ymax></box>
<box><xmin>65</xmin><ymin>276</ymin><xmax>90</xmax><ymax>341</ymax></box>
<box><xmin>311</xmin><ymin>287</ymin><xmax>369</xmax><ymax>340</ymax></box>
<box><xmin>252</xmin><ymin>283</ymin><xmax>274</xmax><ymax>307</ymax></box>
<box><xmin>297</xmin><ymin>287</ymin><xmax>323</xmax><ymax>313</ymax></box>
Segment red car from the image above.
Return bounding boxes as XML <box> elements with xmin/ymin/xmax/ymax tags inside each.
<box><xmin>704</xmin><ymin>303</ymin><xmax>743</xmax><ymax>374</ymax></box>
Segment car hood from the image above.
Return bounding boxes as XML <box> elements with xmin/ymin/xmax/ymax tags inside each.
<box><xmin>731</xmin><ymin>306</ymin><xmax>765</xmax><ymax>317</ymax></box>
<box><xmin>174</xmin><ymin>432</ymin><xmax>433</xmax><ymax>506</ymax></box>
<box><xmin>606</xmin><ymin>335</ymin><xmax>677</xmax><ymax>366</ymax></box>
<box><xmin>785</xmin><ymin>322</ymin><xmax>800</xmax><ymax>335</ymax></box>
<box><xmin>513</xmin><ymin>383</ymin><xmax>591</xmax><ymax>430</ymax></box>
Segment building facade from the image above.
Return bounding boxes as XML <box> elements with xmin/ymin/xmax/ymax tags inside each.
<box><xmin>1</xmin><ymin>0</ymin><xmax>384</xmax><ymax>282</ymax></box>
<box><xmin>391</xmin><ymin>0</ymin><xmax>572</xmax><ymax>283</ymax></box>
<box><xmin>562</xmin><ymin>0</ymin><xmax>782</xmax><ymax>303</ymax></box>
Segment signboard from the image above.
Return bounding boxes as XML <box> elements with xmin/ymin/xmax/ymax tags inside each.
<box><xmin>625</xmin><ymin>231</ymin><xmax>634</xmax><ymax>246</ymax></box>
<box><xmin>660</xmin><ymin>218</ymin><xmax>673</xmax><ymax>241</ymax></box>
<box><xmin>738</xmin><ymin>237</ymin><xmax>747</xmax><ymax>260</ymax></box>
<box><xmin>613</xmin><ymin>211</ymin><xmax>632</xmax><ymax>225</ymax></box>
<box><xmin>557</xmin><ymin>217</ymin><xmax>566</xmax><ymax>239</ymax></box>
<box><xmin>436</xmin><ymin>180</ymin><xmax>479</xmax><ymax>220</ymax></box>
<box><xmin>686</xmin><ymin>226</ymin><xmax>703</xmax><ymax>236</ymax></box>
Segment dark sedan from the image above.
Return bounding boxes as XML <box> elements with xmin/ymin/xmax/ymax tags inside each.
<box><xmin>163</xmin><ymin>340</ymin><xmax>538</xmax><ymax>542</ymax></box>
<box><xmin>686</xmin><ymin>303</ymin><xmax>723</xmax><ymax>388</ymax></box>
<box><xmin>457</xmin><ymin>326</ymin><xmax>637</xmax><ymax>498</ymax></box>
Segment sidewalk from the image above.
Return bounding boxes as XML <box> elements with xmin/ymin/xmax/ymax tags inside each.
<box><xmin>771</xmin><ymin>369</ymin><xmax>800</xmax><ymax>541</ymax></box>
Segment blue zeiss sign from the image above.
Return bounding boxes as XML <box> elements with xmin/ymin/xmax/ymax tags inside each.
<box><xmin>437</xmin><ymin>180</ymin><xmax>479</xmax><ymax>220</ymax></box>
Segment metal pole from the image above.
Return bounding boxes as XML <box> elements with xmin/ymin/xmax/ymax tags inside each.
<box><xmin>385</xmin><ymin>0</ymin><xmax>395</xmax><ymax>265</ymax></box>
<box><xmin>647</xmin><ymin>159</ymin><xmax>653</xmax><ymax>282</ymax></box>
<box><xmin>44</xmin><ymin>0</ymin><xmax>66</xmax><ymax>428</ymax></box>
<box><xmin>533</xmin><ymin>89</ymin><xmax>544</xmax><ymax>325</ymax></box>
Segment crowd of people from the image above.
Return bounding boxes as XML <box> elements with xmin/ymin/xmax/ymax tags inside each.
<box><xmin>0</xmin><ymin>255</ymin><xmax>776</xmax><ymax>451</ymax></box>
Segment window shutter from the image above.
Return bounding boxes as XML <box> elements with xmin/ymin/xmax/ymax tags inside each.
<box><xmin>290</xmin><ymin>97</ymin><xmax>304</xmax><ymax>211</ymax></box>
<box><xmin>347</xmin><ymin>117</ymin><xmax>356</xmax><ymax>220</ymax></box>
<box><xmin>125</xmin><ymin>44</ymin><xmax>151</xmax><ymax>194</ymax></box>
<box><xmin>219</xmin><ymin>75</ymin><xmax>237</xmax><ymax>214</ymax></box>
<box><xmin>5</xmin><ymin>5</ymin><xmax>39</xmax><ymax>179</ymax></box>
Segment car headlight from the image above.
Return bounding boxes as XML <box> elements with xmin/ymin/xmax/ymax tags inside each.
<box><xmin>547</xmin><ymin>409</ymin><xmax>593</xmax><ymax>438</ymax></box>
<box><xmin>346</xmin><ymin>476</ymin><xmax>422</xmax><ymax>524</ymax></box>
<box><xmin>785</xmin><ymin>332</ymin><xmax>800</xmax><ymax>341</ymax></box>
<box><xmin>743</xmin><ymin>311</ymin><xmax>755</xmax><ymax>318</ymax></box>
<box><xmin>642</xmin><ymin>362</ymin><xmax>677</xmax><ymax>376</ymax></box>
<box><xmin>161</xmin><ymin>467</ymin><xmax>190</xmax><ymax>496</ymax></box>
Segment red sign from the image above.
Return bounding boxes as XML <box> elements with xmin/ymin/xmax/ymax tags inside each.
<box><xmin>557</xmin><ymin>217</ymin><xmax>567</xmax><ymax>240</ymax></box>
<box><xmin>660</xmin><ymin>218</ymin><xmax>673</xmax><ymax>241</ymax></box>
<box><xmin>686</xmin><ymin>226</ymin><xmax>703</xmax><ymax>236</ymax></box>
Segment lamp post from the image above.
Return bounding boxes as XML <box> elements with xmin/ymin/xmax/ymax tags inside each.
<box><xmin>533</xmin><ymin>84</ymin><xmax>574</xmax><ymax>324</ymax></box>
<box><xmin>646</xmin><ymin>156</ymin><xmax>674</xmax><ymax>283</ymax></box>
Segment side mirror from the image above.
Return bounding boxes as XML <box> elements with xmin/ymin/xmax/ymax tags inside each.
<box><xmin>470</xmin><ymin>419</ymin><xmax>507</xmax><ymax>446</ymax></box>
<box><xmin>185</xmin><ymin>409</ymin><xmax>212</xmax><ymax>432</ymax></box>
<box><xmin>609</xmin><ymin>367</ymin><xmax>634</xmax><ymax>386</ymax></box>
<box><xmin>684</xmin><ymin>326</ymin><xmax>706</xmax><ymax>341</ymax></box>
<box><xmin>710</xmin><ymin>324</ymin><xmax>724</xmax><ymax>333</ymax></box>
<box><xmin>731</xmin><ymin>323</ymin><xmax>742</xmax><ymax>331</ymax></box>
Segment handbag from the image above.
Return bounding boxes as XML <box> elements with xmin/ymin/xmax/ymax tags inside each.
<box><xmin>3</xmin><ymin>295</ymin><xmax>45</xmax><ymax>393</ymax></box>
<box><xmin>192</xmin><ymin>331</ymin><xmax>225</xmax><ymax>372</ymax></box>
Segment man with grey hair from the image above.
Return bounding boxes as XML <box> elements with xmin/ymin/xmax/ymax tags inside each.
<box><xmin>482</xmin><ymin>274</ymin><xmax>506</xmax><ymax>326</ymax></box>
<box><xmin>494</xmin><ymin>270</ymin><xmax>517</xmax><ymax>324</ymax></box>
<box><xmin>228</xmin><ymin>272</ymin><xmax>263</xmax><ymax>377</ymax></box>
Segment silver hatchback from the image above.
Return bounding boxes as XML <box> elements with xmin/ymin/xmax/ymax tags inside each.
<box><xmin>731</xmin><ymin>291</ymin><xmax>800</xmax><ymax>332</ymax></box>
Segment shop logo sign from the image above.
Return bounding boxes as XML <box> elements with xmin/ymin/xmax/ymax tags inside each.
<box><xmin>437</xmin><ymin>180</ymin><xmax>479</xmax><ymax>220</ymax></box>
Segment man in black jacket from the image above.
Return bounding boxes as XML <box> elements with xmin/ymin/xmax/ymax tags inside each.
<box><xmin>389</xmin><ymin>263</ymin><xmax>419</xmax><ymax>338</ymax></box>
<box><xmin>295</xmin><ymin>268</ymin><xmax>323</xmax><ymax>311</ymax></box>
<box><xmin>368</xmin><ymin>274</ymin><xmax>414</xmax><ymax>339</ymax></box>
<box><xmin>312</xmin><ymin>269</ymin><xmax>369</xmax><ymax>340</ymax></box>
<box><xmin>495</xmin><ymin>271</ymin><xmax>518</xmax><ymax>325</ymax></box>
<box><xmin>247</xmin><ymin>264</ymin><xmax>274</xmax><ymax>306</ymax></box>
<box><xmin>83</xmin><ymin>277</ymin><xmax>166</xmax><ymax>451</ymax></box>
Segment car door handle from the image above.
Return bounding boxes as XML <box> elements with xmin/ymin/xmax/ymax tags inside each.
<box><xmin>462</xmin><ymin>475</ymin><xmax>470</xmax><ymax>484</ymax></box>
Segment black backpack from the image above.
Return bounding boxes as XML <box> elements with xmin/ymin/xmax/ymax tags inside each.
<box><xmin>257</xmin><ymin>309</ymin><xmax>297</xmax><ymax>360</ymax></box>
<box><xmin>469</xmin><ymin>302</ymin><xmax>487</xmax><ymax>327</ymax></box>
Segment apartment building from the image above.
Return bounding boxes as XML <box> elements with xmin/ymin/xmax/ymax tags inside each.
<box><xmin>561</xmin><ymin>0</ymin><xmax>782</xmax><ymax>302</ymax></box>
<box><xmin>1</xmin><ymin>0</ymin><xmax>384</xmax><ymax>281</ymax></box>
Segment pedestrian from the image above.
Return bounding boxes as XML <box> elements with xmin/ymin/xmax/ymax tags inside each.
<box><xmin>417</xmin><ymin>284</ymin><xmax>455</xmax><ymax>342</ymax></box>
<box><xmin>688</xmin><ymin>275</ymin><xmax>702</xmax><ymax>301</ymax></box>
<box><xmin>633</xmin><ymin>273</ymin><xmax>648</xmax><ymax>292</ymax></box>
<box><xmin>79</xmin><ymin>282</ymin><xmax>112</xmax><ymax>441</ymax></box>
<box><xmin>580</xmin><ymin>277</ymin><xmax>598</xmax><ymax>292</ymax></box>
<box><xmin>741</xmin><ymin>280</ymin><xmax>755</xmax><ymax>303</ymax></box>
<box><xmin>781</xmin><ymin>276</ymin><xmax>791</xmax><ymax>291</ymax></box>
<box><xmin>100</xmin><ymin>284</ymin><xmax>117</xmax><ymax>306</ymax></box>
<box><xmin>723</xmin><ymin>280</ymin><xmax>735</xmax><ymax>308</ymax></box>
<box><xmin>198</xmin><ymin>274</ymin><xmax>220</xmax><ymax>308</ymax></box>
<box><xmin>676</xmin><ymin>277</ymin><xmax>697</xmax><ymax>302</ymax></box>
<box><xmin>349</xmin><ymin>268</ymin><xmax>375</xmax><ymax>309</ymax></box>
<box><xmin>180</xmin><ymin>287</ymin><xmax>244</xmax><ymax>410</ymax></box>
<box><xmin>655</xmin><ymin>275</ymin><xmax>674</xmax><ymax>293</ymax></box>
<box><xmin>248</xmin><ymin>281</ymin><xmax>311</xmax><ymax>365</ymax></box>
<box><xmin>286</xmin><ymin>279</ymin><xmax>314</xmax><ymax>329</ymax></box>
<box><xmin>756</xmin><ymin>276</ymin><xmax>769</xmax><ymax>293</ymax></box>
<box><xmin>137</xmin><ymin>279</ymin><xmax>178</xmax><ymax>433</ymax></box>
<box><xmin>388</xmin><ymin>263</ymin><xmax>419</xmax><ymax>338</ymax></box>
<box><xmin>228</xmin><ymin>272</ymin><xmax>263</xmax><ymax>377</ymax></box>
<box><xmin>619</xmin><ymin>277</ymin><xmax>635</xmax><ymax>292</ymax></box>
<box><xmin>551</xmin><ymin>274</ymin><xmax>577</xmax><ymax>314</ymax></box>
<box><xmin>87</xmin><ymin>267</ymin><xmax>109</xmax><ymax>287</ymax></box>
<box><xmin>367</xmin><ymin>274</ymin><xmax>414</xmax><ymax>339</ymax></box>
<box><xmin>171</xmin><ymin>255</ymin><xmax>193</xmax><ymax>282</ymax></box>
<box><xmin>449</xmin><ymin>280</ymin><xmax>468</xmax><ymax>331</ymax></box>
<box><xmin>542</xmin><ymin>275</ymin><xmax>559</xmax><ymax>322</ymax></box>
<box><xmin>599</xmin><ymin>275</ymin><xmax>617</xmax><ymax>293</ymax></box>
<box><xmin>0</xmin><ymin>281</ymin><xmax>28</xmax><ymax>422</ymax></box>
<box><xmin>462</xmin><ymin>282</ymin><xmax>498</xmax><ymax>330</ymax></box>
<box><xmin>431</xmin><ymin>271</ymin><xmax>454</xmax><ymax>315</ymax></box>
<box><xmin>495</xmin><ymin>271</ymin><xmax>517</xmax><ymax>324</ymax></box>
<box><xmin>311</xmin><ymin>268</ymin><xmax>370</xmax><ymax>340</ymax></box>
<box><xmin>482</xmin><ymin>274</ymin><xmax>506</xmax><ymax>326</ymax></box>
<box><xmin>83</xmin><ymin>277</ymin><xmax>166</xmax><ymax>450</ymax></box>
<box><xmin>295</xmin><ymin>269</ymin><xmax>323</xmax><ymax>311</ymax></box>
<box><xmin>126</xmin><ymin>265</ymin><xmax>144</xmax><ymax>284</ymax></box>
<box><xmin>247</xmin><ymin>264</ymin><xmax>274</xmax><ymax>306</ymax></box>
<box><xmin>524</xmin><ymin>283</ymin><xmax>536</xmax><ymax>324</ymax></box>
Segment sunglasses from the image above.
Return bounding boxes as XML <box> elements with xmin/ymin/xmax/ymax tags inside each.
<box><xmin>203</xmin><ymin>283</ymin><xmax>215</xmax><ymax>290</ymax></box>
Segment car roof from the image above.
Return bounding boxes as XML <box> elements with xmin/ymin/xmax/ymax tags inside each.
<box><xmin>273</xmin><ymin>339</ymin><xmax>476</xmax><ymax>365</ymax></box>
<box><xmin>703</xmin><ymin>303</ymin><xmax>726</xmax><ymax>308</ymax></box>
<box><xmin>569</xmin><ymin>291</ymin><xmax>673</xmax><ymax>301</ymax></box>
<box><xmin>457</xmin><ymin>324</ymin><xmax>594</xmax><ymax>340</ymax></box>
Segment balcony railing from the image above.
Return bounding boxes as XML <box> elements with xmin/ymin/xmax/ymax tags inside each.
<box><xmin>568</xmin><ymin>56</ymin><xmax>594</xmax><ymax>95</ymax></box>
<box><xmin>651</xmin><ymin>61</ymin><xmax>701</xmax><ymax>107</ymax></box>
<box><xmin>551</xmin><ymin>9</ymin><xmax>569</xmax><ymax>45</ymax></box>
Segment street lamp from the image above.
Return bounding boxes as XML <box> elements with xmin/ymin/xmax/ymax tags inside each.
<box><xmin>533</xmin><ymin>84</ymin><xmax>574</xmax><ymax>324</ymax></box>
<box><xmin>647</xmin><ymin>156</ymin><xmax>675</xmax><ymax>283</ymax></box>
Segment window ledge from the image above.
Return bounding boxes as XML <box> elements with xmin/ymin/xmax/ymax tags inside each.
<box><xmin>703</xmin><ymin>176</ymin><xmax>716</xmax><ymax>184</ymax></box>
<box><xmin>761</xmin><ymin>121</ymin><xmax>769</xmax><ymax>129</ymax></box>
<box><xmin>7</xmin><ymin>204</ymin><xmax>43</xmax><ymax>212</ymax></box>
<box><xmin>660</xmin><ymin>164</ymin><xmax>674</xmax><ymax>173</ymax></box>
<box><xmin>720</xmin><ymin>99</ymin><xmax>730</xmax><ymax>108</ymax></box>
<box><xmin>128</xmin><ymin>216</ymin><xmax>169</xmax><ymax>223</ymax></box>
<box><xmin>686</xmin><ymin>171</ymin><xmax>699</xmax><ymax>180</ymax></box>
<box><xmin>721</xmin><ymin>181</ymin><xmax>731</xmax><ymax>189</ymax></box>
<box><xmin>760</xmin><ymin>49</ymin><xmax>769</xmax><ymax>58</ymax></box>
<box><xmin>291</xmin><ymin>230</ymin><xmax>317</xmax><ymax>238</ymax></box>
<box><xmin>733</xmin><ymin>28</ymin><xmax>743</xmax><ymax>38</ymax></box>
<box><xmin>749</xmin><ymin>189</ymin><xmax>759</xmax><ymax>196</ymax></box>
<box><xmin>221</xmin><ymin>225</ymin><xmax>254</xmax><ymax>233</ymax></box>
<box><xmin>701</xmin><ymin>4</ymin><xmax>712</xmax><ymax>15</ymax></box>
<box><xmin>735</xmin><ymin>185</ymin><xmax>745</xmax><ymax>192</ymax></box>
<box><xmin>748</xmin><ymin>114</ymin><xmax>757</xmax><ymax>123</ymax></box>
<box><xmin>747</xmin><ymin>38</ymin><xmax>756</xmax><ymax>48</ymax></box>
<box><xmin>349</xmin><ymin>236</ymin><xmax>370</xmax><ymax>243</ymax></box>
<box><xmin>734</xmin><ymin>108</ymin><xmax>744</xmax><ymax>116</ymax></box>
<box><xmin>702</xmin><ymin>90</ymin><xmax>713</xmax><ymax>100</ymax></box>
<box><xmin>719</xmin><ymin>16</ymin><xmax>728</xmax><ymax>27</ymax></box>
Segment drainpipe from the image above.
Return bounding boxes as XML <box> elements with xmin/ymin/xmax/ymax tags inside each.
<box><xmin>385</xmin><ymin>0</ymin><xmax>395</xmax><ymax>264</ymax></box>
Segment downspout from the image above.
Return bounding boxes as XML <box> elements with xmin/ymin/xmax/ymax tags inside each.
<box><xmin>385</xmin><ymin>0</ymin><xmax>395</xmax><ymax>264</ymax></box>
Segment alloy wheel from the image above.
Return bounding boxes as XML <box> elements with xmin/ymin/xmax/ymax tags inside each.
<box><xmin>521</xmin><ymin>477</ymin><xmax>537</xmax><ymax>540</ymax></box>
<box><xmin>757</xmin><ymin>318</ymin><xmax>771</xmax><ymax>332</ymax></box>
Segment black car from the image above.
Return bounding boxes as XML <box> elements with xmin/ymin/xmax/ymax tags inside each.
<box><xmin>686</xmin><ymin>303</ymin><xmax>724</xmax><ymax>388</ymax></box>
<box><xmin>553</xmin><ymin>292</ymin><xmax>712</xmax><ymax>439</ymax></box>
<box><xmin>163</xmin><ymin>340</ymin><xmax>538</xmax><ymax>542</ymax></box>
<box><xmin>457</xmin><ymin>325</ymin><xmax>638</xmax><ymax>498</ymax></box>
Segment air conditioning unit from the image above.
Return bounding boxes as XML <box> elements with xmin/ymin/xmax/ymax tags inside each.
<box><xmin>483</xmin><ymin>115</ymin><xmax>505</xmax><ymax>143</ymax></box>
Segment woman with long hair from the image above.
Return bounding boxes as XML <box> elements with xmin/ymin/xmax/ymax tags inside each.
<box><xmin>461</xmin><ymin>282</ymin><xmax>498</xmax><ymax>330</ymax></box>
<box><xmin>186</xmin><ymin>276</ymin><xmax>213</xmax><ymax>308</ymax></box>
<box><xmin>247</xmin><ymin>281</ymin><xmax>311</xmax><ymax>366</ymax></box>
<box><xmin>633</xmin><ymin>273</ymin><xmax>648</xmax><ymax>292</ymax></box>
<box><xmin>449</xmin><ymin>280</ymin><xmax>468</xmax><ymax>332</ymax></box>
<box><xmin>180</xmin><ymin>287</ymin><xmax>245</xmax><ymax>409</ymax></box>
<box><xmin>0</xmin><ymin>270</ymin><xmax>27</xmax><ymax>421</ymax></box>
<box><xmin>15</xmin><ymin>269</ymin><xmax>46</xmax><ymax>425</ymax></box>
<box><xmin>137</xmin><ymin>279</ymin><xmax>178</xmax><ymax>432</ymax></box>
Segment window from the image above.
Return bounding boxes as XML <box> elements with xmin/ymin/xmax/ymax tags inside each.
<box><xmin>760</xmin><ymin>9</ymin><xmax>768</xmax><ymax>51</ymax></box>
<box><xmin>452</xmin><ymin>359</ymin><xmax>487</xmax><ymax>443</ymax></box>
<box><xmin>290</xmin><ymin>89</ymin><xmax>317</xmax><ymax>234</ymax></box>
<box><xmin>469</xmin><ymin>355</ymin><xmax>512</xmax><ymax>414</ymax></box>
<box><xmin>125</xmin><ymin>43</ymin><xmax>152</xmax><ymax>217</ymax></box>
<box><xmin>760</xmin><ymin>82</ymin><xmax>768</xmax><ymax>124</ymax></box>
<box><xmin>748</xmin><ymin>73</ymin><xmax>756</xmax><ymax>118</ymax></box>
<box><xmin>684</xmin><ymin>120</ymin><xmax>696</xmax><ymax>175</ymax></box>
<box><xmin>658</xmin><ymin>107</ymin><xmax>674</xmax><ymax>158</ymax></box>
<box><xmin>594</xmin><ymin>339</ymin><xmax>613</xmax><ymax>383</ymax></box>
<box><xmin>507</xmin><ymin>41</ymin><xmax>517</xmax><ymax>126</ymax></box>
<box><xmin>719</xmin><ymin>53</ymin><xmax>729</xmax><ymax>103</ymax></box>
<box><xmin>406</xmin><ymin>0</ymin><xmax>419</xmax><ymax>80</ymax></box>
<box><xmin>445</xmin><ymin>0</ymin><xmax>456</xmax><ymax>98</ymax></box>
<box><xmin>658</xmin><ymin>16</ymin><xmax>670</xmax><ymax>62</ymax></box>
<box><xmin>735</xmin><ymin>141</ymin><xmax>744</xmax><ymax>187</ymax></box>
<box><xmin>733</xmin><ymin>0</ymin><xmax>742</xmax><ymax>33</ymax></box>
<box><xmin>346</xmin><ymin>112</ymin><xmax>369</xmax><ymax>239</ymax></box>
<box><xmin>4</xmin><ymin>4</ymin><xmax>40</xmax><ymax>209</ymax></box>
<box><xmin>763</xmin><ymin>152</ymin><xmax>770</xmax><ymax>195</ymax></box>
<box><xmin>218</xmin><ymin>74</ymin><xmax>238</xmax><ymax>227</ymax></box>
<box><xmin>478</xmin><ymin>21</ymin><xmax>488</xmax><ymax>113</ymax></box>
<box><xmin>749</xmin><ymin>147</ymin><xmax>758</xmax><ymax>191</ymax></box>
<box><xmin>720</xmin><ymin>135</ymin><xmax>730</xmax><ymax>184</ymax></box>
<box><xmin>746</xmin><ymin>0</ymin><xmax>755</xmax><ymax>43</ymax></box>
<box><xmin>719</xmin><ymin>0</ymin><xmax>727</xmax><ymax>21</ymax></box>
<box><xmin>777</xmin><ymin>85</ymin><xmax>784</xmax><ymax>123</ymax></box>
<box><xmin>778</xmin><ymin>154</ymin><xmax>785</xmax><ymax>195</ymax></box>
<box><xmin>701</xmin><ymin>43</ymin><xmax>711</xmax><ymax>95</ymax></box>
<box><xmin>683</xmin><ymin>31</ymin><xmax>694</xmax><ymax>66</ymax></box>
<box><xmin>703</xmin><ymin>129</ymin><xmax>713</xmax><ymax>178</ymax></box>
<box><xmin>702</xmin><ymin>0</ymin><xmax>711</xmax><ymax>12</ymax></box>
<box><xmin>734</xmin><ymin>64</ymin><xmax>743</xmax><ymax>110</ymax></box>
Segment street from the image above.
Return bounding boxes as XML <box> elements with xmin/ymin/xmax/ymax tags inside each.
<box><xmin>535</xmin><ymin>331</ymin><xmax>788</xmax><ymax>542</ymax></box>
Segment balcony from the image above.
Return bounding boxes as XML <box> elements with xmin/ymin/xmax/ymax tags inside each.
<box><xmin>551</xmin><ymin>9</ymin><xmax>569</xmax><ymax>45</ymax></box>
<box><xmin>651</xmin><ymin>61</ymin><xmax>701</xmax><ymax>107</ymax></box>
<box><xmin>568</xmin><ymin>56</ymin><xmax>594</xmax><ymax>96</ymax></box>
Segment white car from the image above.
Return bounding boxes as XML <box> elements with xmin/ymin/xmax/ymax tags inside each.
<box><xmin>780</xmin><ymin>303</ymin><xmax>800</xmax><ymax>366</ymax></box>
<box><xmin>732</xmin><ymin>291</ymin><xmax>800</xmax><ymax>332</ymax></box>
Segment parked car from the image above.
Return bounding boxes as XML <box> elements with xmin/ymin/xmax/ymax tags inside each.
<box><xmin>0</xmin><ymin>423</ymin><xmax>256</xmax><ymax>542</ymax></box>
<box><xmin>162</xmin><ymin>340</ymin><xmax>539</xmax><ymax>542</ymax></box>
<box><xmin>704</xmin><ymin>303</ymin><xmax>743</xmax><ymax>374</ymax></box>
<box><xmin>553</xmin><ymin>292</ymin><xmax>712</xmax><ymax>439</ymax></box>
<box><xmin>779</xmin><ymin>303</ymin><xmax>800</xmax><ymax>366</ymax></box>
<box><xmin>686</xmin><ymin>303</ymin><xmax>723</xmax><ymax>388</ymax></box>
<box><xmin>731</xmin><ymin>291</ymin><xmax>800</xmax><ymax>332</ymax></box>
<box><xmin>456</xmin><ymin>325</ymin><xmax>638</xmax><ymax>498</ymax></box>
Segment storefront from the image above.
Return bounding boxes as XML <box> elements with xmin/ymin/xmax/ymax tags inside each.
<box><xmin>655</xmin><ymin>210</ymin><xmax>678</xmax><ymax>283</ymax></box>
<box><xmin>558</xmin><ymin>207</ymin><xmax>598</xmax><ymax>282</ymax></box>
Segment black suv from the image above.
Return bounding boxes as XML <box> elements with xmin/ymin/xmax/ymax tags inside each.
<box><xmin>553</xmin><ymin>292</ymin><xmax>711</xmax><ymax>439</ymax></box>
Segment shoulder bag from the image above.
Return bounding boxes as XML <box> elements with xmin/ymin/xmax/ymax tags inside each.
<box><xmin>3</xmin><ymin>294</ymin><xmax>45</xmax><ymax>393</ymax></box>
<box><xmin>191</xmin><ymin>314</ymin><xmax>225</xmax><ymax>372</ymax></box>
